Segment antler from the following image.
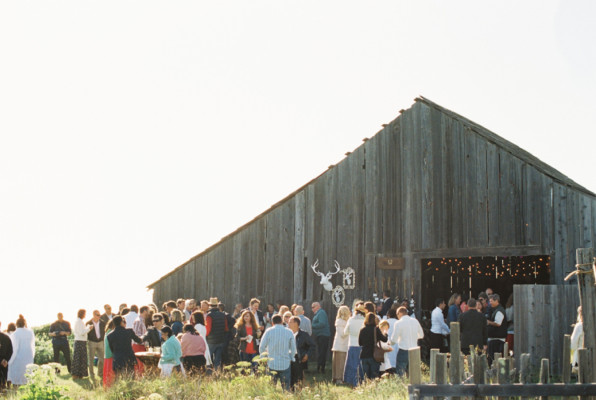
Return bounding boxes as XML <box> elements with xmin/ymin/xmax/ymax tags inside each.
<box><xmin>329</xmin><ymin>260</ymin><xmax>341</xmax><ymax>276</ymax></box>
<box><xmin>310</xmin><ymin>259</ymin><xmax>322</xmax><ymax>276</ymax></box>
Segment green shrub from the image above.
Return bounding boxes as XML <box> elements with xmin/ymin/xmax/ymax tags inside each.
<box><xmin>17</xmin><ymin>364</ymin><xmax>70</xmax><ymax>400</ymax></box>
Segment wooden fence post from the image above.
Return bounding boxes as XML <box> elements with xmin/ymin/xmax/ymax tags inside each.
<box><xmin>409</xmin><ymin>347</ymin><xmax>422</xmax><ymax>385</ymax></box>
<box><xmin>576</xmin><ymin>248</ymin><xmax>596</xmax><ymax>382</ymax></box>
<box><xmin>520</xmin><ymin>352</ymin><xmax>531</xmax><ymax>400</ymax></box>
<box><xmin>563</xmin><ymin>334</ymin><xmax>571</xmax><ymax>384</ymax></box>
<box><xmin>578</xmin><ymin>349</ymin><xmax>590</xmax><ymax>400</ymax></box>
<box><xmin>539</xmin><ymin>358</ymin><xmax>550</xmax><ymax>400</ymax></box>
<box><xmin>430</xmin><ymin>348</ymin><xmax>439</xmax><ymax>384</ymax></box>
<box><xmin>436</xmin><ymin>353</ymin><xmax>448</xmax><ymax>385</ymax></box>
<box><xmin>449</xmin><ymin>322</ymin><xmax>462</xmax><ymax>385</ymax></box>
<box><xmin>473</xmin><ymin>353</ymin><xmax>486</xmax><ymax>384</ymax></box>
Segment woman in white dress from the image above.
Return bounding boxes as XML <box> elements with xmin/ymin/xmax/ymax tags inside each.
<box><xmin>8</xmin><ymin>315</ymin><xmax>35</xmax><ymax>386</ymax></box>
<box><xmin>331</xmin><ymin>305</ymin><xmax>350</xmax><ymax>383</ymax></box>
<box><xmin>192</xmin><ymin>311</ymin><xmax>212</xmax><ymax>367</ymax></box>
<box><xmin>571</xmin><ymin>306</ymin><xmax>584</xmax><ymax>369</ymax></box>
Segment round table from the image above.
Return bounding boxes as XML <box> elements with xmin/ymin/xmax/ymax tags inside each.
<box><xmin>135</xmin><ymin>351</ymin><xmax>161</xmax><ymax>376</ymax></box>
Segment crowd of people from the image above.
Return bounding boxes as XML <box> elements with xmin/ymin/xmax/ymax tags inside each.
<box><xmin>0</xmin><ymin>287</ymin><xmax>585</xmax><ymax>393</ymax></box>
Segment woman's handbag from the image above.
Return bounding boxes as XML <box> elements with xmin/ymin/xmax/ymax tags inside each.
<box><xmin>373</xmin><ymin>327</ymin><xmax>390</xmax><ymax>363</ymax></box>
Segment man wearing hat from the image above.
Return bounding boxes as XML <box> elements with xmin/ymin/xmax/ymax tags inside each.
<box><xmin>205</xmin><ymin>297</ymin><xmax>229</xmax><ymax>370</ymax></box>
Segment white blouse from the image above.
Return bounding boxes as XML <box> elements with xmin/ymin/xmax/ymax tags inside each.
<box><xmin>73</xmin><ymin>318</ymin><xmax>92</xmax><ymax>341</ymax></box>
<box><xmin>344</xmin><ymin>315</ymin><xmax>365</xmax><ymax>347</ymax></box>
<box><xmin>331</xmin><ymin>318</ymin><xmax>349</xmax><ymax>352</ymax></box>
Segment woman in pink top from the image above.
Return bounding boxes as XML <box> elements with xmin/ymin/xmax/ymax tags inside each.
<box><xmin>180</xmin><ymin>324</ymin><xmax>207</xmax><ymax>375</ymax></box>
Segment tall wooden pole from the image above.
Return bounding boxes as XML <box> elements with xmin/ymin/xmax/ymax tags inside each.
<box><xmin>576</xmin><ymin>248</ymin><xmax>595</xmax><ymax>382</ymax></box>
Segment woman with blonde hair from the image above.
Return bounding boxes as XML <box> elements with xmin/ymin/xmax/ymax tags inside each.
<box><xmin>170</xmin><ymin>310</ymin><xmax>184</xmax><ymax>337</ymax></box>
<box><xmin>277</xmin><ymin>305</ymin><xmax>290</xmax><ymax>318</ymax></box>
<box><xmin>235</xmin><ymin>310</ymin><xmax>261</xmax><ymax>371</ymax></box>
<box><xmin>447</xmin><ymin>293</ymin><xmax>461</xmax><ymax>323</ymax></box>
<box><xmin>331</xmin><ymin>305</ymin><xmax>350</xmax><ymax>383</ymax></box>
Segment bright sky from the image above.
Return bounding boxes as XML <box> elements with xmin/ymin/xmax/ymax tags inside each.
<box><xmin>1</xmin><ymin>1</ymin><xmax>594</xmax><ymax>328</ymax></box>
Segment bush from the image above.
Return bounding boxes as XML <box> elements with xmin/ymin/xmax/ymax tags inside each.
<box><xmin>17</xmin><ymin>363</ymin><xmax>70</xmax><ymax>400</ymax></box>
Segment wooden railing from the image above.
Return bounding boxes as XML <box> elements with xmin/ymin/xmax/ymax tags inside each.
<box><xmin>407</xmin><ymin>321</ymin><xmax>596</xmax><ymax>399</ymax></box>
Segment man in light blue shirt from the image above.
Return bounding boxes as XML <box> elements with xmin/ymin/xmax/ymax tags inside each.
<box><xmin>259</xmin><ymin>314</ymin><xmax>297</xmax><ymax>391</ymax></box>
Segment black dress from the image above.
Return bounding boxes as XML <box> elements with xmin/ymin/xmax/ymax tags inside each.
<box><xmin>0</xmin><ymin>332</ymin><xmax>13</xmax><ymax>388</ymax></box>
<box><xmin>107</xmin><ymin>326</ymin><xmax>142</xmax><ymax>376</ymax></box>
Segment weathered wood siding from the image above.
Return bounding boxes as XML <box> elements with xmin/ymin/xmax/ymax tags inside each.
<box><xmin>149</xmin><ymin>99</ymin><xmax>596</xmax><ymax>326</ymax></box>
<box><xmin>514</xmin><ymin>284</ymin><xmax>580</xmax><ymax>375</ymax></box>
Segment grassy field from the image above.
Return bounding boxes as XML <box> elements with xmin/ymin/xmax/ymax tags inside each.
<box><xmin>6</xmin><ymin>362</ymin><xmax>411</xmax><ymax>400</ymax></box>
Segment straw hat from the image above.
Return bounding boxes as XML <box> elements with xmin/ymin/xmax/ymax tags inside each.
<box><xmin>209</xmin><ymin>297</ymin><xmax>219</xmax><ymax>307</ymax></box>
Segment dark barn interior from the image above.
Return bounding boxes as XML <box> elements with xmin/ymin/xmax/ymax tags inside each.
<box><xmin>420</xmin><ymin>255</ymin><xmax>550</xmax><ymax>314</ymax></box>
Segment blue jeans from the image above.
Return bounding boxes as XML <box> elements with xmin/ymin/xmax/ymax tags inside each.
<box><xmin>361</xmin><ymin>357</ymin><xmax>380</xmax><ymax>380</ymax></box>
<box><xmin>343</xmin><ymin>346</ymin><xmax>364</xmax><ymax>386</ymax></box>
<box><xmin>395</xmin><ymin>348</ymin><xmax>409</xmax><ymax>376</ymax></box>
<box><xmin>209</xmin><ymin>343</ymin><xmax>225</xmax><ymax>370</ymax></box>
<box><xmin>270</xmin><ymin>366</ymin><xmax>291</xmax><ymax>391</ymax></box>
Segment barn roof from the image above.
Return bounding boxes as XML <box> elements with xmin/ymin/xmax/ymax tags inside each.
<box><xmin>147</xmin><ymin>96</ymin><xmax>595</xmax><ymax>289</ymax></box>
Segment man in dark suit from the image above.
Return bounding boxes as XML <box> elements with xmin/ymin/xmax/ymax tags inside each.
<box><xmin>379</xmin><ymin>290</ymin><xmax>393</xmax><ymax>318</ymax></box>
<box><xmin>107</xmin><ymin>315</ymin><xmax>142</xmax><ymax>378</ymax></box>
<box><xmin>289</xmin><ymin>316</ymin><xmax>315</xmax><ymax>389</ymax></box>
<box><xmin>100</xmin><ymin>304</ymin><xmax>115</xmax><ymax>325</ymax></box>
<box><xmin>142</xmin><ymin>313</ymin><xmax>165</xmax><ymax>348</ymax></box>
<box><xmin>86</xmin><ymin>310</ymin><xmax>106</xmax><ymax>380</ymax></box>
<box><xmin>458</xmin><ymin>298</ymin><xmax>488</xmax><ymax>355</ymax></box>
<box><xmin>0</xmin><ymin>322</ymin><xmax>13</xmax><ymax>390</ymax></box>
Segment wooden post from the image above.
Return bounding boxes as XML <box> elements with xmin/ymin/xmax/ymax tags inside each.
<box><xmin>473</xmin><ymin>353</ymin><xmax>486</xmax><ymax>384</ymax></box>
<box><xmin>539</xmin><ymin>358</ymin><xmax>550</xmax><ymax>400</ymax></box>
<box><xmin>449</xmin><ymin>322</ymin><xmax>462</xmax><ymax>385</ymax></box>
<box><xmin>497</xmin><ymin>357</ymin><xmax>510</xmax><ymax>384</ymax></box>
<box><xmin>497</xmin><ymin>357</ymin><xmax>511</xmax><ymax>400</ymax></box>
<box><xmin>430</xmin><ymin>348</ymin><xmax>439</xmax><ymax>384</ymax></box>
<box><xmin>436</xmin><ymin>353</ymin><xmax>448</xmax><ymax>384</ymax></box>
<box><xmin>576</xmin><ymin>248</ymin><xmax>596</xmax><ymax>382</ymax></box>
<box><xmin>481</xmin><ymin>353</ymin><xmax>490</xmax><ymax>384</ymax></box>
<box><xmin>520</xmin><ymin>353</ymin><xmax>532</xmax><ymax>400</ymax></box>
<box><xmin>409</xmin><ymin>347</ymin><xmax>422</xmax><ymax>385</ymax></box>
<box><xmin>578</xmin><ymin>349</ymin><xmax>591</xmax><ymax>400</ymax></box>
<box><xmin>563</xmin><ymin>334</ymin><xmax>571</xmax><ymax>384</ymax></box>
<box><xmin>578</xmin><ymin>349</ymin><xmax>589</xmax><ymax>383</ymax></box>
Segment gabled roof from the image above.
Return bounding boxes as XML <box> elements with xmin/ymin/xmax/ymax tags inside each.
<box><xmin>415</xmin><ymin>96</ymin><xmax>595</xmax><ymax>197</ymax></box>
<box><xmin>147</xmin><ymin>97</ymin><xmax>595</xmax><ymax>288</ymax></box>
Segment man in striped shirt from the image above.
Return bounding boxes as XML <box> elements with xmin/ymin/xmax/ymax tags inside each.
<box><xmin>259</xmin><ymin>314</ymin><xmax>297</xmax><ymax>391</ymax></box>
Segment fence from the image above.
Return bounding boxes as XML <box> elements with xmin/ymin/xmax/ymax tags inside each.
<box><xmin>407</xmin><ymin>321</ymin><xmax>596</xmax><ymax>399</ymax></box>
<box><xmin>514</xmin><ymin>284</ymin><xmax>580</xmax><ymax>376</ymax></box>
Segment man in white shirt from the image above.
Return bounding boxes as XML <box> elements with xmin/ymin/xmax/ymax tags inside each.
<box><xmin>430</xmin><ymin>298</ymin><xmax>450</xmax><ymax>352</ymax></box>
<box><xmin>124</xmin><ymin>305</ymin><xmax>139</xmax><ymax>329</ymax></box>
<box><xmin>391</xmin><ymin>306</ymin><xmax>424</xmax><ymax>376</ymax></box>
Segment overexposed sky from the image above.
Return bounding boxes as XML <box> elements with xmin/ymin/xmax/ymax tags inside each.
<box><xmin>1</xmin><ymin>1</ymin><xmax>594</xmax><ymax>327</ymax></box>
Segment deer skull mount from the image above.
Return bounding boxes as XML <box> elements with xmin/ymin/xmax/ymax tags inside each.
<box><xmin>311</xmin><ymin>259</ymin><xmax>341</xmax><ymax>291</ymax></box>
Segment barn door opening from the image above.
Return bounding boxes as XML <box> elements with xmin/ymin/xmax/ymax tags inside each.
<box><xmin>420</xmin><ymin>255</ymin><xmax>551</xmax><ymax>315</ymax></box>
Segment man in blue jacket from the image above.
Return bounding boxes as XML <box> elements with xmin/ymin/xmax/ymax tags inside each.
<box><xmin>311</xmin><ymin>302</ymin><xmax>330</xmax><ymax>373</ymax></box>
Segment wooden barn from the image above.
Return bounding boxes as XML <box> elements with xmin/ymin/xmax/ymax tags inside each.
<box><xmin>148</xmin><ymin>97</ymin><xmax>595</xmax><ymax>370</ymax></box>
